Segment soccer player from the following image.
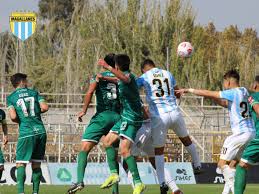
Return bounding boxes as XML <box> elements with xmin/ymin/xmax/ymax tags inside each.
<box><xmin>234</xmin><ymin>75</ymin><xmax>259</xmax><ymax>194</ymax></box>
<box><xmin>0</xmin><ymin>108</ymin><xmax>8</xmax><ymax>181</ymax></box>
<box><xmin>136</xmin><ymin>59</ymin><xmax>200</xmax><ymax>194</ymax></box>
<box><xmin>98</xmin><ymin>54</ymin><xmax>146</xmax><ymax>194</ymax></box>
<box><xmin>130</xmin><ymin>107</ymin><xmax>183</xmax><ymax>194</ymax></box>
<box><xmin>7</xmin><ymin>73</ymin><xmax>49</xmax><ymax>194</ymax></box>
<box><xmin>67</xmin><ymin>54</ymin><xmax>121</xmax><ymax>194</ymax></box>
<box><xmin>176</xmin><ymin>70</ymin><xmax>256</xmax><ymax>194</ymax></box>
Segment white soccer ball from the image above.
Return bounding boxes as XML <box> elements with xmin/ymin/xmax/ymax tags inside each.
<box><xmin>177</xmin><ymin>41</ymin><xmax>194</xmax><ymax>58</ymax></box>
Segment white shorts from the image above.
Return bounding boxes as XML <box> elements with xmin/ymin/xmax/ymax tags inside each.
<box><xmin>131</xmin><ymin>121</ymin><xmax>155</xmax><ymax>157</ymax></box>
<box><xmin>220</xmin><ymin>132</ymin><xmax>256</xmax><ymax>161</ymax></box>
<box><xmin>151</xmin><ymin>109</ymin><xmax>189</xmax><ymax>147</ymax></box>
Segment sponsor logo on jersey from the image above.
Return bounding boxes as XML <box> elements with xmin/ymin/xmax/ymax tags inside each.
<box><xmin>10</xmin><ymin>11</ymin><xmax>37</xmax><ymax>41</ymax></box>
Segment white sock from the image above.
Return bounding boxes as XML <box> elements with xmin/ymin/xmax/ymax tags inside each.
<box><xmin>185</xmin><ymin>143</ymin><xmax>201</xmax><ymax>167</ymax></box>
<box><xmin>127</xmin><ymin>171</ymin><xmax>134</xmax><ymax>188</ymax></box>
<box><xmin>155</xmin><ymin>155</ymin><xmax>165</xmax><ymax>184</ymax></box>
<box><xmin>165</xmin><ymin>168</ymin><xmax>180</xmax><ymax>192</ymax></box>
<box><xmin>222</xmin><ymin>182</ymin><xmax>231</xmax><ymax>194</ymax></box>
<box><xmin>222</xmin><ymin>165</ymin><xmax>236</xmax><ymax>194</ymax></box>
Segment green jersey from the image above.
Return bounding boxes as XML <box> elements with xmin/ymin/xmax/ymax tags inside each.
<box><xmin>118</xmin><ymin>71</ymin><xmax>143</xmax><ymax>122</ymax></box>
<box><xmin>248</xmin><ymin>92</ymin><xmax>259</xmax><ymax>136</ymax></box>
<box><xmin>91</xmin><ymin>71</ymin><xmax>120</xmax><ymax>113</ymax></box>
<box><xmin>0</xmin><ymin>109</ymin><xmax>6</xmax><ymax>124</ymax></box>
<box><xmin>7</xmin><ymin>87</ymin><xmax>46</xmax><ymax>138</ymax></box>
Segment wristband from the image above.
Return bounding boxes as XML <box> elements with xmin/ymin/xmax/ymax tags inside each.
<box><xmin>189</xmin><ymin>88</ymin><xmax>195</xmax><ymax>93</ymax></box>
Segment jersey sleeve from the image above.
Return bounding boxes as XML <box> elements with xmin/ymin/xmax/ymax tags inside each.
<box><xmin>37</xmin><ymin>92</ymin><xmax>46</xmax><ymax>103</ymax></box>
<box><xmin>169</xmin><ymin>73</ymin><xmax>176</xmax><ymax>87</ymax></box>
<box><xmin>7</xmin><ymin>96</ymin><xmax>14</xmax><ymax>109</ymax></box>
<box><xmin>136</xmin><ymin>75</ymin><xmax>145</xmax><ymax>88</ymax></box>
<box><xmin>248</xmin><ymin>94</ymin><xmax>259</xmax><ymax>107</ymax></box>
<box><xmin>219</xmin><ymin>89</ymin><xmax>236</xmax><ymax>101</ymax></box>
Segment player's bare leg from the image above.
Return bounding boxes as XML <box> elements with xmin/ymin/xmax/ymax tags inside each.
<box><xmin>31</xmin><ymin>162</ymin><xmax>42</xmax><ymax>194</ymax></box>
<box><xmin>179</xmin><ymin>136</ymin><xmax>201</xmax><ymax>174</ymax></box>
<box><xmin>67</xmin><ymin>141</ymin><xmax>96</xmax><ymax>194</ymax></box>
<box><xmin>16</xmin><ymin>163</ymin><xmax>26</xmax><ymax>194</ymax></box>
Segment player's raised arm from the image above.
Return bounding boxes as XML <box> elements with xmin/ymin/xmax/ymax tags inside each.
<box><xmin>78</xmin><ymin>80</ymin><xmax>97</xmax><ymax>122</ymax></box>
<box><xmin>98</xmin><ymin>59</ymin><xmax>131</xmax><ymax>83</ymax></box>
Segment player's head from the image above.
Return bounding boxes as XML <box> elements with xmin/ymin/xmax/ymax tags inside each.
<box><xmin>10</xmin><ymin>73</ymin><xmax>28</xmax><ymax>88</ymax></box>
<box><xmin>115</xmin><ymin>54</ymin><xmax>130</xmax><ymax>71</ymax></box>
<box><xmin>251</xmin><ymin>75</ymin><xmax>259</xmax><ymax>92</ymax></box>
<box><xmin>223</xmin><ymin>69</ymin><xmax>240</xmax><ymax>89</ymax></box>
<box><xmin>141</xmin><ymin>59</ymin><xmax>155</xmax><ymax>73</ymax></box>
<box><xmin>104</xmin><ymin>53</ymin><xmax>116</xmax><ymax>68</ymax></box>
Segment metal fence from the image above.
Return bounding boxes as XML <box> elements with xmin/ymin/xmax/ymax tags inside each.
<box><xmin>0</xmin><ymin>93</ymin><xmax>231</xmax><ymax>163</ymax></box>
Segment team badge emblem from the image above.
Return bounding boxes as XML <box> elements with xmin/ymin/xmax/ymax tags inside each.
<box><xmin>9</xmin><ymin>11</ymin><xmax>37</xmax><ymax>41</ymax></box>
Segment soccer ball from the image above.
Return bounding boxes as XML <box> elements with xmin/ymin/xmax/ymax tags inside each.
<box><xmin>177</xmin><ymin>41</ymin><xmax>194</xmax><ymax>58</ymax></box>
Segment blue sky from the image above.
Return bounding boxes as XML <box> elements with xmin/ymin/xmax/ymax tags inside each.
<box><xmin>0</xmin><ymin>0</ymin><xmax>258</xmax><ymax>33</ymax></box>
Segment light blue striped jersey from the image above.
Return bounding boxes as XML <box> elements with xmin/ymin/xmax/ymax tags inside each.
<box><xmin>220</xmin><ymin>87</ymin><xmax>255</xmax><ymax>134</ymax></box>
<box><xmin>137</xmin><ymin>68</ymin><xmax>178</xmax><ymax>116</ymax></box>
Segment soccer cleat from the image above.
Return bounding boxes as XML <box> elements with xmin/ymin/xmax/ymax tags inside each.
<box><xmin>160</xmin><ymin>182</ymin><xmax>169</xmax><ymax>194</ymax></box>
<box><xmin>172</xmin><ymin>190</ymin><xmax>184</xmax><ymax>194</ymax></box>
<box><xmin>67</xmin><ymin>182</ymin><xmax>84</xmax><ymax>194</ymax></box>
<box><xmin>193</xmin><ymin>166</ymin><xmax>203</xmax><ymax>175</ymax></box>
<box><xmin>133</xmin><ymin>183</ymin><xmax>146</xmax><ymax>194</ymax></box>
<box><xmin>100</xmin><ymin>174</ymin><xmax>120</xmax><ymax>189</ymax></box>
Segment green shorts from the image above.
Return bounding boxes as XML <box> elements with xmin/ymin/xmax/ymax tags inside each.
<box><xmin>16</xmin><ymin>133</ymin><xmax>47</xmax><ymax>163</ymax></box>
<box><xmin>241</xmin><ymin>136</ymin><xmax>259</xmax><ymax>165</ymax></box>
<box><xmin>111</xmin><ymin>118</ymin><xmax>142</xmax><ymax>143</ymax></box>
<box><xmin>82</xmin><ymin>111</ymin><xmax>120</xmax><ymax>143</ymax></box>
<box><xmin>0</xmin><ymin>147</ymin><xmax>4</xmax><ymax>165</ymax></box>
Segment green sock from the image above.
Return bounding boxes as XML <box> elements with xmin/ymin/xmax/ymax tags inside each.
<box><xmin>77</xmin><ymin>151</ymin><xmax>89</xmax><ymax>183</ymax></box>
<box><xmin>112</xmin><ymin>160</ymin><xmax>120</xmax><ymax>193</ymax></box>
<box><xmin>17</xmin><ymin>166</ymin><xmax>26</xmax><ymax>194</ymax></box>
<box><xmin>106</xmin><ymin>147</ymin><xmax>118</xmax><ymax>174</ymax></box>
<box><xmin>234</xmin><ymin>165</ymin><xmax>247</xmax><ymax>194</ymax></box>
<box><xmin>125</xmin><ymin>155</ymin><xmax>141</xmax><ymax>185</ymax></box>
<box><xmin>32</xmin><ymin>168</ymin><xmax>42</xmax><ymax>193</ymax></box>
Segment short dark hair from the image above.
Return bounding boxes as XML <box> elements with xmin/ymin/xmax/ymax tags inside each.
<box><xmin>255</xmin><ymin>75</ymin><xmax>259</xmax><ymax>83</ymax></box>
<box><xmin>223</xmin><ymin>70</ymin><xmax>240</xmax><ymax>82</ymax></box>
<box><xmin>115</xmin><ymin>54</ymin><xmax>130</xmax><ymax>71</ymax></box>
<box><xmin>10</xmin><ymin>73</ymin><xmax>27</xmax><ymax>88</ymax></box>
<box><xmin>141</xmin><ymin>59</ymin><xmax>155</xmax><ymax>70</ymax></box>
<box><xmin>104</xmin><ymin>53</ymin><xmax>116</xmax><ymax>68</ymax></box>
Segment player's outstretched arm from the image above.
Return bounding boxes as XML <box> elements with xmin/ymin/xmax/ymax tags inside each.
<box><xmin>1</xmin><ymin>121</ymin><xmax>8</xmax><ymax>146</ymax></box>
<box><xmin>78</xmin><ymin>82</ymin><xmax>97</xmax><ymax>122</ymax></box>
<box><xmin>96</xmin><ymin>73</ymin><xmax>118</xmax><ymax>83</ymax></box>
<box><xmin>176</xmin><ymin>88</ymin><xmax>221</xmax><ymax>98</ymax></box>
<box><xmin>98</xmin><ymin>59</ymin><xmax>130</xmax><ymax>83</ymax></box>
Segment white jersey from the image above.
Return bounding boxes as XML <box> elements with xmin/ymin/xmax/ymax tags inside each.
<box><xmin>136</xmin><ymin>68</ymin><xmax>178</xmax><ymax>116</ymax></box>
<box><xmin>219</xmin><ymin>87</ymin><xmax>255</xmax><ymax>134</ymax></box>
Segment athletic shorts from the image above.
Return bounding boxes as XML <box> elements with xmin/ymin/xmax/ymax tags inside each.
<box><xmin>220</xmin><ymin>132</ymin><xmax>255</xmax><ymax>161</ymax></box>
<box><xmin>0</xmin><ymin>147</ymin><xmax>4</xmax><ymax>165</ymax></box>
<box><xmin>110</xmin><ymin>118</ymin><xmax>142</xmax><ymax>143</ymax></box>
<box><xmin>16</xmin><ymin>133</ymin><xmax>47</xmax><ymax>163</ymax></box>
<box><xmin>82</xmin><ymin>111</ymin><xmax>120</xmax><ymax>143</ymax></box>
<box><xmin>241</xmin><ymin>135</ymin><xmax>259</xmax><ymax>165</ymax></box>
<box><xmin>132</xmin><ymin>120</ymin><xmax>155</xmax><ymax>157</ymax></box>
<box><xmin>151</xmin><ymin>109</ymin><xmax>189</xmax><ymax>147</ymax></box>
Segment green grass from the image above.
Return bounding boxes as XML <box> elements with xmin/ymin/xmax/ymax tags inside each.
<box><xmin>0</xmin><ymin>184</ymin><xmax>258</xmax><ymax>194</ymax></box>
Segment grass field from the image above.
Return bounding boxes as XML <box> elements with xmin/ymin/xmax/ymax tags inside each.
<box><xmin>0</xmin><ymin>184</ymin><xmax>258</xmax><ymax>194</ymax></box>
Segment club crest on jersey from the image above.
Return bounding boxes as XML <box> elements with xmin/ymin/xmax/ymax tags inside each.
<box><xmin>9</xmin><ymin>11</ymin><xmax>37</xmax><ymax>41</ymax></box>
